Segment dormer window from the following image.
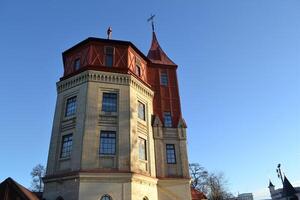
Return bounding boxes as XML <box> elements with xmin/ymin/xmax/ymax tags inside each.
<box><xmin>135</xmin><ymin>57</ymin><xmax>142</xmax><ymax>77</ymax></box>
<box><xmin>105</xmin><ymin>46</ymin><xmax>114</xmax><ymax>67</ymax></box>
<box><xmin>74</xmin><ymin>58</ymin><xmax>80</xmax><ymax>70</ymax></box>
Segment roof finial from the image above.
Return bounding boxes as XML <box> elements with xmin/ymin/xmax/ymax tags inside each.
<box><xmin>276</xmin><ymin>163</ymin><xmax>284</xmax><ymax>185</ymax></box>
<box><xmin>147</xmin><ymin>14</ymin><xmax>156</xmax><ymax>32</ymax></box>
<box><xmin>107</xmin><ymin>26</ymin><xmax>112</xmax><ymax>39</ymax></box>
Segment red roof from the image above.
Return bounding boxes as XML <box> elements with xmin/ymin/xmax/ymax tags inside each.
<box><xmin>191</xmin><ymin>188</ymin><xmax>207</xmax><ymax>200</ymax></box>
<box><xmin>147</xmin><ymin>32</ymin><xmax>177</xmax><ymax>66</ymax></box>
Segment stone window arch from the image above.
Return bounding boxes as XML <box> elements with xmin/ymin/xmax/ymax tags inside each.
<box><xmin>100</xmin><ymin>194</ymin><xmax>112</xmax><ymax>200</ymax></box>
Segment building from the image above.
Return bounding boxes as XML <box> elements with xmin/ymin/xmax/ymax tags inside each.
<box><xmin>269</xmin><ymin>176</ymin><xmax>300</xmax><ymax>200</ymax></box>
<box><xmin>228</xmin><ymin>193</ymin><xmax>253</xmax><ymax>200</ymax></box>
<box><xmin>191</xmin><ymin>188</ymin><xmax>207</xmax><ymax>200</ymax></box>
<box><xmin>236</xmin><ymin>193</ymin><xmax>253</xmax><ymax>200</ymax></box>
<box><xmin>42</xmin><ymin>29</ymin><xmax>191</xmax><ymax>200</ymax></box>
<box><xmin>0</xmin><ymin>177</ymin><xmax>41</xmax><ymax>200</ymax></box>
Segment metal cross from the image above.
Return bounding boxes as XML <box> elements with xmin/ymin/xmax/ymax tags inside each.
<box><xmin>147</xmin><ymin>14</ymin><xmax>156</xmax><ymax>32</ymax></box>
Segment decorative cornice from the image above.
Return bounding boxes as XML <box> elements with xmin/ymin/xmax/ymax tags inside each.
<box><xmin>57</xmin><ymin>70</ymin><xmax>154</xmax><ymax>98</ymax></box>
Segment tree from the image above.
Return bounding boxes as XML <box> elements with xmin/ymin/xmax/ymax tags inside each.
<box><xmin>30</xmin><ymin>164</ymin><xmax>45</xmax><ymax>192</ymax></box>
<box><xmin>189</xmin><ymin>163</ymin><xmax>233</xmax><ymax>200</ymax></box>
<box><xmin>206</xmin><ymin>172</ymin><xmax>233</xmax><ymax>200</ymax></box>
<box><xmin>189</xmin><ymin>163</ymin><xmax>209</xmax><ymax>193</ymax></box>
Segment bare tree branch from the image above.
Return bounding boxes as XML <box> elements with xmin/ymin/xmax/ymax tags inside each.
<box><xmin>30</xmin><ymin>164</ymin><xmax>45</xmax><ymax>192</ymax></box>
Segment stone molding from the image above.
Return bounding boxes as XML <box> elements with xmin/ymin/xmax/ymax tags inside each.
<box><xmin>57</xmin><ymin>70</ymin><xmax>154</xmax><ymax>98</ymax></box>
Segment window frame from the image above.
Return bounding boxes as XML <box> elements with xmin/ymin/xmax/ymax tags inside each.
<box><xmin>163</xmin><ymin>112</ymin><xmax>172</xmax><ymax>127</ymax></box>
<box><xmin>137</xmin><ymin>101</ymin><xmax>146</xmax><ymax>121</ymax></box>
<box><xmin>60</xmin><ymin>134</ymin><xmax>73</xmax><ymax>159</ymax></box>
<box><xmin>104</xmin><ymin>46</ymin><xmax>114</xmax><ymax>67</ymax></box>
<box><xmin>166</xmin><ymin>144</ymin><xmax>176</xmax><ymax>164</ymax></box>
<box><xmin>138</xmin><ymin>137</ymin><xmax>147</xmax><ymax>161</ymax></box>
<box><xmin>135</xmin><ymin>57</ymin><xmax>142</xmax><ymax>77</ymax></box>
<box><xmin>99</xmin><ymin>131</ymin><xmax>116</xmax><ymax>155</ymax></box>
<box><xmin>64</xmin><ymin>96</ymin><xmax>77</xmax><ymax>117</ymax></box>
<box><xmin>101</xmin><ymin>92</ymin><xmax>118</xmax><ymax>113</ymax></box>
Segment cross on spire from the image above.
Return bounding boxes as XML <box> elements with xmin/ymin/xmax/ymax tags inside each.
<box><xmin>147</xmin><ymin>14</ymin><xmax>156</xmax><ymax>32</ymax></box>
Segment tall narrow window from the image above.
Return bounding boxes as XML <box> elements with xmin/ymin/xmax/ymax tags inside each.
<box><xmin>74</xmin><ymin>58</ymin><xmax>80</xmax><ymax>70</ymax></box>
<box><xmin>99</xmin><ymin>131</ymin><xmax>116</xmax><ymax>155</ymax></box>
<box><xmin>135</xmin><ymin>57</ymin><xmax>142</xmax><ymax>77</ymax></box>
<box><xmin>139</xmin><ymin>138</ymin><xmax>147</xmax><ymax>160</ymax></box>
<box><xmin>138</xmin><ymin>101</ymin><xmax>145</xmax><ymax>120</ymax></box>
<box><xmin>166</xmin><ymin>144</ymin><xmax>176</xmax><ymax>164</ymax></box>
<box><xmin>60</xmin><ymin>134</ymin><xmax>73</xmax><ymax>158</ymax></box>
<box><xmin>102</xmin><ymin>93</ymin><xmax>117</xmax><ymax>112</ymax></box>
<box><xmin>105</xmin><ymin>47</ymin><xmax>114</xmax><ymax>67</ymax></box>
<box><xmin>65</xmin><ymin>96</ymin><xmax>77</xmax><ymax>117</ymax></box>
<box><xmin>164</xmin><ymin>112</ymin><xmax>172</xmax><ymax>127</ymax></box>
<box><xmin>160</xmin><ymin>72</ymin><xmax>168</xmax><ymax>86</ymax></box>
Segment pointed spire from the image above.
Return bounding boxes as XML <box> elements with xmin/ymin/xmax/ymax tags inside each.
<box><xmin>282</xmin><ymin>176</ymin><xmax>297</xmax><ymax>197</ymax></box>
<box><xmin>269</xmin><ymin>180</ymin><xmax>275</xmax><ymax>188</ymax></box>
<box><xmin>147</xmin><ymin>32</ymin><xmax>177</xmax><ymax>66</ymax></box>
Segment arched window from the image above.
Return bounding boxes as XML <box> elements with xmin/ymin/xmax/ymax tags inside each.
<box><xmin>100</xmin><ymin>194</ymin><xmax>112</xmax><ymax>200</ymax></box>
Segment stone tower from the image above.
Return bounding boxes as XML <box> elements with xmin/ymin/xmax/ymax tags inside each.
<box><xmin>43</xmin><ymin>31</ymin><xmax>191</xmax><ymax>200</ymax></box>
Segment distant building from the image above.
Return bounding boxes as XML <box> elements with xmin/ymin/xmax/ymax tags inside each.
<box><xmin>269</xmin><ymin>176</ymin><xmax>300</xmax><ymax>200</ymax></box>
<box><xmin>229</xmin><ymin>193</ymin><xmax>254</xmax><ymax>200</ymax></box>
<box><xmin>237</xmin><ymin>193</ymin><xmax>254</xmax><ymax>200</ymax></box>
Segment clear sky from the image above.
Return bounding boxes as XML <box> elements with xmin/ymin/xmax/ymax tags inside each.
<box><xmin>0</xmin><ymin>0</ymin><xmax>299</xmax><ymax>199</ymax></box>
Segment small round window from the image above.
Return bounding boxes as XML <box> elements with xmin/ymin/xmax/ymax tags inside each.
<box><xmin>100</xmin><ymin>194</ymin><xmax>112</xmax><ymax>200</ymax></box>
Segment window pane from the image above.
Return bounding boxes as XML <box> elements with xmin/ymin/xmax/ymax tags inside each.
<box><xmin>65</xmin><ymin>96</ymin><xmax>77</xmax><ymax>117</ymax></box>
<box><xmin>138</xmin><ymin>102</ymin><xmax>145</xmax><ymax>120</ymax></box>
<box><xmin>166</xmin><ymin>144</ymin><xmax>176</xmax><ymax>164</ymax></box>
<box><xmin>99</xmin><ymin>131</ymin><xmax>116</xmax><ymax>155</ymax></box>
<box><xmin>164</xmin><ymin>112</ymin><xmax>172</xmax><ymax>127</ymax></box>
<box><xmin>74</xmin><ymin>58</ymin><xmax>80</xmax><ymax>70</ymax></box>
<box><xmin>135</xmin><ymin>58</ymin><xmax>142</xmax><ymax>77</ymax></box>
<box><xmin>105</xmin><ymin>47</ymin><xmax>114</xmax><ymax>67</ymax></box>
<box><xmin>100</xmin><ymin>195</ymin><xmax>112</xmax><ymax>200</ymax></box>
<box><xmin>160</xmin><ymin>72</ymin><xmax>168</xmax><ymax>86</ymax></box>
<box><xmin>102</xmin><ymin>93</ymin><xmax>117</xmax><ymax>112</ymax></box>
<box><xmin>135</xmin><ymin>65</ymin><xmax>141</xmax><ymax>76</ymax></box>
<box><xmin>139</xmin><ymin>138</ymin><xmax>147</xmax><ymax>160</ymax></box>
<box><xmin>60</xmin><ymin>134</ymin><xmax>73</xmax><ymax>158</ymax></box>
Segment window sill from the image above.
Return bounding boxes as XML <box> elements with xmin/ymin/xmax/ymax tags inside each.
<box><xmin>137</xmin><ymin>118</ymin><xmax>147</xmax><ymax>125</ymax></box>
<box><xmin>59</xmin><ymin>157</ymin><xmax>71</xmax><ymax>161</ymax></box>
<box><xmin>100</xmin><ymin>111</ymin><xmax>118</xmax><ymax>116</ymax></box>
<box><xmin>139</xmin><ymin>159</ymin><xmax>148</xmax><ymax>163</ymax></box>
<box><xmin>99</xmin><ymin>154</ymin><xmax>116</xmax><ymax>158</ymax></box>
<box><xmin>62</xmin><ymin>116</ymin><xmax>76</xmax><ymax>122</ymax></box>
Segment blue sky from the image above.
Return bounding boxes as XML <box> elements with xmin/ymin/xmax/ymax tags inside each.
<box><xmin>0</xmin><ymin>0</ymin><xmax>299</xmax><ymax>199</ymax></box>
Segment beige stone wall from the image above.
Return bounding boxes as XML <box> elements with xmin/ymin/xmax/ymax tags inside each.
<box><xmin>46</xmin><ymin>81</ymin><xmax>88</xmax><ymax>175</ymax></box>
<box><xmin>131</xmin><ymin>174</ymin><xmax>158</xmax><ymax>200</ymax></box>
<box><xmin>44</xmin><ymin>70</ymin><xmax>191</xmax><ymax>200</ymax></box>
<box><xmin>157</xmin><ymin>179</ymin><xmax>192</xmax><ymax>200</ymax></box>
<box><xmin>43</xmin><ymin>177</ymin><xmax>79</xmax><ymax>200</ymax></box>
